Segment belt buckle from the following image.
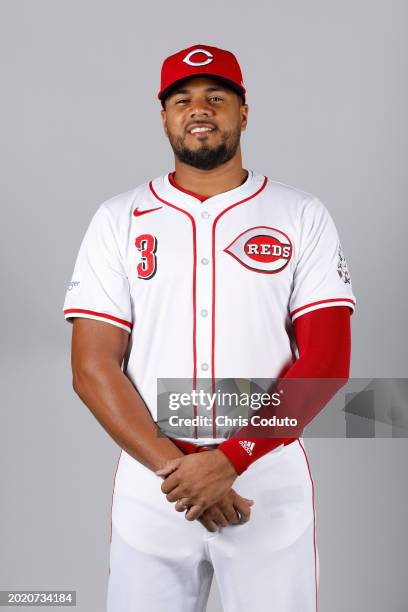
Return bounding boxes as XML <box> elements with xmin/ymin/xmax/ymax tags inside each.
<box><xmin>195</xmin><ymin>443</ymin><xmax>218</xmax><ymax>452</ymax></box>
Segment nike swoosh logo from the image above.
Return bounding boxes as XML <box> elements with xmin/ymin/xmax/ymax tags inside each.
<box><xmin>133</xmin><ymin>206</ymin><xmax>162</xmax><ymax>217</ymax></box>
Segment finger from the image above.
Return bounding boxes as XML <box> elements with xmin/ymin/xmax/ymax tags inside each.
<box><xmin>233</xmin><ymin>493</ymin><xmax>255</xmax><ymax>508</ymax></box>
<box><xmin>234</xmin><ymin>499</ymin><xmax>252</xmax><ymax>523</ymax></box>
<box><xmin>155</xmin><ymin>459</ymin><xmax>181</xmax><ymax>477</ymax></box>
<box><xmin>185</xmin><ymin>504</ymin><xmax>205</xmax><ymax>521</ymax></box>
<box><xmin>206</xmin><ymin>507</ymin><xmax>228</xmax><ymax>528</ymax></box>
<box><xmin>218</xmin><ymin>503</ymin><xmax>240</xmax><ymax>524</ymax></box>
<box><xmin>217</xmin><ymin>496</ymin><xmax>240</xmax><ymax>524</ymax></box>
<box><xmin>165</xmin><ymin>486</ymin><xmax>186</xmax><ymax>503</ymax></box>
<box><xmin>160</xmin><ymin>473</ymin><xmax>181</xmax><ymax>495</ymax></box>
<box><xmin>174</xmin><ymin>498</ymin><xmax>192</xmax><ymax>513</ymax></box>
<box><xmin>198</xmin><ymin>517</ymin><xmax>218</xmax><ymax>533</ymax></box>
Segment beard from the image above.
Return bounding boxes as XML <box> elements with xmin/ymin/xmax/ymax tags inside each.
<box><xmin>167</xmin><ymin>126</ymin><xmax>241</xmax><ymax>171</ymax></box>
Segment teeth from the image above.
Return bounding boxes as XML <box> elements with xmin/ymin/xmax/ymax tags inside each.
<box><xmin>190</xmin><ymin>127</ymin><xmax>213</xmax><ymax>133</ymax></box>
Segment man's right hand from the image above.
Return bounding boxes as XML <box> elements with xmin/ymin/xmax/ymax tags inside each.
<box><xmin>175</xmin><ymin>489</ymin><xmax>254</xmax><ymax>533</ymax></box>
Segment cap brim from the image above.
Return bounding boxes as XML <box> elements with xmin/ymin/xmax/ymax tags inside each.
<box><xmin>159</xmin><ymin>74</ymin><xmax>245</xmax><ymax>102</ymax></box>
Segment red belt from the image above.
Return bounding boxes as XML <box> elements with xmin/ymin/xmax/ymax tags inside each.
<box><xmin>170</xmin><ymin>438</ymin><xmax>297</xmax><ymax>455</ymax></box>
<box><xmin>170</xmin><ymin>439</ymin><xmax>218</xmax><ymax>454</ymax></box>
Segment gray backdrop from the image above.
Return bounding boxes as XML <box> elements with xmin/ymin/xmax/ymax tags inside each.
<box><xmin>1</xmin><ymin>0</ymin><xmax>407</xmax><ymax>610</ymax></box>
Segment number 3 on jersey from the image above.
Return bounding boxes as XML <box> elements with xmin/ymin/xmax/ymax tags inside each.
<box><xmin>135</xmin><ymin>234</ymin><xmax>157</xmax><ymax>279</ymax></box>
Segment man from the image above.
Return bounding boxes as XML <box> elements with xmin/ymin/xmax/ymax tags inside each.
<box><xmin>63</xmin><ymin>44</ymin><xmax>356</xmax><ymax>612</ymax></box>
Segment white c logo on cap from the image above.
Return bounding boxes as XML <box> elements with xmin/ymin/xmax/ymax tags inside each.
<box><xmin>183</xmin><ymin>49</ymin><xmax>214</xmax><ymax>66</ymax></box>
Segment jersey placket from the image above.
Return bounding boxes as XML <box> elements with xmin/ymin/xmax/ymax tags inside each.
<box><xmin>194</xmin><ymin>190</ymin><xmax>260</xmax><ymax>439</ymax></box>
<box><xmin>150</xmin><ymin>171</ymin><xmax>264</xmax><ymax>441</ymax></box>
<box><xmin>193</xmin><ymin>193</ymin><xmax>255</xmax><ymax>439</ymax></box>
<box><xmin>194</xmin><ymin>206</ymin><xmax>213</xmax><ymax>380</ymax></box>
<box><xmin>193</xmin><ymin>203</ymin><xmax>214</xmax><ymax>439</ymax></box>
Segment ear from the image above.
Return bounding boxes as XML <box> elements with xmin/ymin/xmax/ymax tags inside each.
<box><xmin>161</xmin><ymin>108</ymin><xmax>169</xmax><ymax>137</ymax></box>
<box><xmin>240</xmin><ymin>103</ymin><xmax>249</xmax><ymax>132</ymax></box>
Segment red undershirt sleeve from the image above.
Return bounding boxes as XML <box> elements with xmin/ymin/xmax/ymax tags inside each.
<box><xmin>217</xmin><ymin>305</ymin><xmax>351</xmax><ymax>475</ymax></box>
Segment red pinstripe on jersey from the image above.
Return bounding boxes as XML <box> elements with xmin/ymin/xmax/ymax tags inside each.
<box><xmin>149</xmin><ymin>175</ymin><xmax>268</xmax><ymax>438</ymax></box>
<box><xmin>211</xmin><ymin>176</ymin><xmax>268</xmax><ymax>437</ymax></box>
<box><xmin>149</xmin><ymin>180</ymin><xmax>199</xmax><ymax>438</ymax></box>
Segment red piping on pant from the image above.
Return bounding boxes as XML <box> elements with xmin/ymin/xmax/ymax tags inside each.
<box><xmin>297</xmin><ymin>439</ymin><xmax>318</xmax><ymax>612</ymax></box>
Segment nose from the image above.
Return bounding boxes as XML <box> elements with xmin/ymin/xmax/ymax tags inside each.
<box><xmin>189</xmin><ymin>97</ymin><xmax>214</xmax><ymax>119</ymax></box>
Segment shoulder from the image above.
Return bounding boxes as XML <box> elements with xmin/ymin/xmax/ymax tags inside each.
<box><xmin>93</xmin><ymin>178</ymin><xmax>162</xmax><ymax>229</ymax></box>
<box><xmin>98</xmin><ymin>180</ymin><xmax>152</xmax><ymax>219</ymax></box>
<box><xmin>83</xmin><ymin>180</ymin><xmax>154</xmax><ymax>246</ymax></box>
<box><xmin>260</xmin><ymin>174</ymin><xmax>332</xmax><ymax>219</ymax></box>
<box><xmin>263</xmin><ymin>176</ymin><xmax>315</xmax><ymax>208</ymax></box>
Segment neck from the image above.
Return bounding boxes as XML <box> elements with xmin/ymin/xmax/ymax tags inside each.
<box><xmin>173</xmin><ymin>148</ymin><xmax>247</xmax><ymax>199</ymax></box>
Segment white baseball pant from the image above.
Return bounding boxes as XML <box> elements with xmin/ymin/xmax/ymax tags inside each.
<box><xmin>107</xmin><ymin>439</ymin><xmax>318</xmax><ymax>612</ymax></box>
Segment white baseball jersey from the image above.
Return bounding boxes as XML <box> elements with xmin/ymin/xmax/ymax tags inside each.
<box><xmin>63</xmin><ymin>169</ymin><xmax>355</xmax><ymax>612</ymax></box>
<box><xmin>63</xmin><ymin>170</ymin><xmax>356</xmax><ymax>450</ymax></box>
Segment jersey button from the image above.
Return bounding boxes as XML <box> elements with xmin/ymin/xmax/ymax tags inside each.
<box><xmin>200</xmin><ymin>309</ymin><xmax>208</xmax><ymax>317</ymax></box>
<box><xmin>201</xmin><ymin>257</ymin><xmax>209</xmax><ymax>265</ymax></box>
<box><xmin>201</xmin><ymin>211</ymin><xmax>210</xmax><ymax>219</ymax></box>
<box><xmin>201</xmin><ymin>363</ymin><xmax>209</xmax><ymax>371</ymax></box>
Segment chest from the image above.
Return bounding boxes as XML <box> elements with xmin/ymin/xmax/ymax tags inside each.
<box><xmin>124</xmin><ymin>197</ymin><xmax>299</xmax><ymax>302</ymax></box>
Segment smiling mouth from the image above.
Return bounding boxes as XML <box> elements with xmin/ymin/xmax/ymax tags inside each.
<box><xmin>187</xmin><ymin>125</ymin><xmax>216</xmax><ymax>136</ymax></box>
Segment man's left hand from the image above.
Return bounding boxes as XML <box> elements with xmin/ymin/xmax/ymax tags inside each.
<box><xmin>156</xmin><ymin>450</ymin><xmax>237</xmax><ymax>520</ymax></box>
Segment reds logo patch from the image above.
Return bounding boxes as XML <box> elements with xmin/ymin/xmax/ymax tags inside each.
<box><xmin>224</xmin><ymin>227</ymin><xmax>293</xmax><ymax>273</ymax></box>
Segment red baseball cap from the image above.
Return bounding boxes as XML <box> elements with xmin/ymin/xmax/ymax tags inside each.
<box><xmin>158</xmin><ymin>44</ymin><xmax>246</xmax><ymax>104</ymax></box>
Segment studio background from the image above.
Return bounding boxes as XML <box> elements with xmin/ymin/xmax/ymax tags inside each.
<box><xmin>1</xmin><ymin>0</ymin><xmax>407</xmax><ymax>610</ymax></box>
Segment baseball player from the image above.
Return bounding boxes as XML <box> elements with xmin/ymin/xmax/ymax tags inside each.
<box><xmin>63</xmin><ymin>44</ymin><xmax>356</xmax><ymax>612</ymax></box>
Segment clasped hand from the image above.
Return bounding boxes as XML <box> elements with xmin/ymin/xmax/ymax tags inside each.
<box><xmin>156</xmin><ymin>449</ymin><xmax>254</xmax><ymax>532</ymax></box>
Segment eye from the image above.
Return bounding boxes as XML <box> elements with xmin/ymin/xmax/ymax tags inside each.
<box><xmin>175</xmin><ymin>98</ymin><xmax>188</xmax><ymax>104</ymax></box>
<box><xmin>210</xmin><ymin>96</ymin><xmax>223</xmax><ymax>102</ymax></box>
